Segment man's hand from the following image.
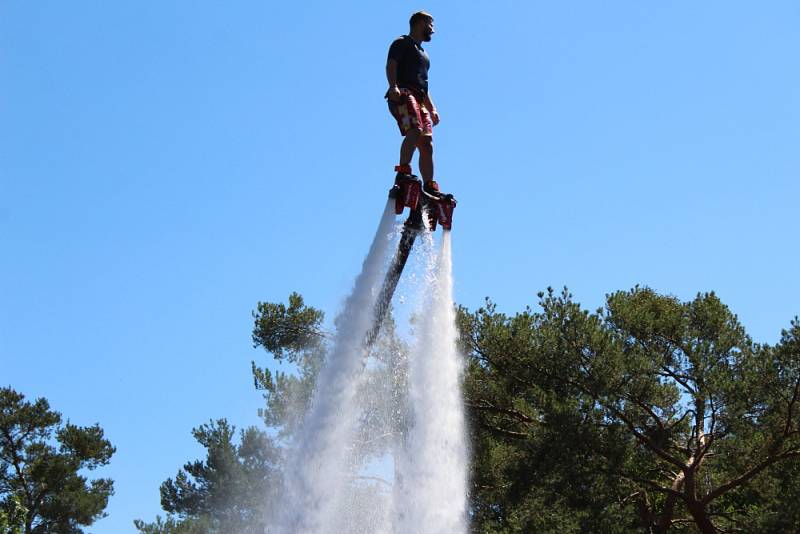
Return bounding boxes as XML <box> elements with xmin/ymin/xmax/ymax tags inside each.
<box><xmin>386</xmin><ymin>85</ymin><xmax>402</xmax><ymax>102</ymax></box>
<box><xmin>431</xmin><ymin>108</ymin><xmax>440</xmax><ymax>126</ymax></box>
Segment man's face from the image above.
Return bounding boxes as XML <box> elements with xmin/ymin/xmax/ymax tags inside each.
<box><xmin>421</xmin><ymin>19</ymin><xmax>434</xmax><ymax>41</ymax></box>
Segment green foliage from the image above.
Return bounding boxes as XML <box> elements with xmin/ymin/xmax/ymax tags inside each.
<box><xmin>251</xmin><ymin>291</ymin><xmax>325</xmax><ymax>363</ymax></box>
<box><xmin>251</xmin><ymin>292</ymin><xmax>327</xmax><ymax>438</ymax></box>
<box><xmin>134</xmin><ymin>420</ymin><xmax>280</xmax><ymax>534</ymax></box>
<box><xmin>250</xmin><ymin>292</ymin><xmax>408</xmax><ymax>449</ymax></box>
<box><xmin>141</xmin><ymin>292</ymin><xmax>408</xmax><ymax>532</ymax></box>
<box><xmin>143</xmin><ymin>288</ymin><xmax>800</xmax><ymax>533</ymax></box>
<box><xmin>0</xmin><ymin>494</ymin><xmax>26</xmax><ymax>534</ymax></box>
<box><xmin>460</xmin><ymin>287</ymin><xmax>800</xmax><ymax>533</ymax></box>
<box><xmin>140</xmin><ymin>293</ymin><xmax>328</xmax><ymax>532</ymax></box>
<box><xmin>133</xmin><ymin>515</ymin><xmax>212</xmax><ymax>534</ymax></box>
<box><xmin>0</xmin><ymin>387</ymin><xmax>115</xmax><ymax>534</ymax></box>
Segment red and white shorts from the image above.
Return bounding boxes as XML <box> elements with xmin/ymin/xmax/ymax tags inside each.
<box><xmin>388</xmin><ymin>88</ymin><xmax>433</xmax><ymax>136</ymax></box>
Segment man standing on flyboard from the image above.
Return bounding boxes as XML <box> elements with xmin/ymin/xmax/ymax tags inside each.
<box><xmin>386</xmin><ymin>11</ymin><xmax>444</xmax><ymax>200</ymax></box>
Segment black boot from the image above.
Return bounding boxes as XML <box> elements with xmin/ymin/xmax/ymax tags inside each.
<box><xmin>395</xmin><ymin>165</ymin><xmax>416</xmax><ymax>183</ymax></box>
<box><xmin>423</xmin><ymin>179</ymin><xmax>443</xmax><ymax>199</ymax></box>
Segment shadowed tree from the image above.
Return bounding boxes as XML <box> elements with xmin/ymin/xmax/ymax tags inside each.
<box><xmin>0</xmin><ymin>494</ymin><xmax>25</xmax><ymax>534</ymax></box>
<box><xmin>251</xmin><ymin>291</ymin><xmax>410</xmax><ymax>460</ymax></box>
<box><xmin>135</xmin><ymin>420</ymin><xmax>280</xmax><ymax>534</ymax></box>
<box><xmin>460</xmin><ymin>287</ymin><xmax>800</xmax><ymax>533</ymax></box>
<box><xmin>140</xmin><ymin>288</ymin><xmax>800</xmax><ymax>532</ymax></box>
<box><xmin>133</xmin><ymin>515</ymin><xmax>211</xmax><ymax>534</ymax></box>
<box><xmin>138</xmin><ymin>292</ymin><xmax>407</xmax><ymax>531</ymax></box>
<box><xmin>0</xmin><ymin>387</ymin><xmax>115</xmax><ymax>534</ymax></box>
<box><xmin>251</xmin><ymin>292</ymin><xmax>327</xmax><ymax>439</ymax></box>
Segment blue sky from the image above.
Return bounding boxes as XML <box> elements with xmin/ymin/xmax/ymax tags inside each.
<box><xmin>2</xmin><ymin>1</ymin><xmax>798</xmax><ymax>532</ymax></box>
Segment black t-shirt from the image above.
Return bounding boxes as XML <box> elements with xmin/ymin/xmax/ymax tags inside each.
<box><xmin>387</xmin><ymin>35</ymin><xmax>430</xmax><ymax>95</ymax></box>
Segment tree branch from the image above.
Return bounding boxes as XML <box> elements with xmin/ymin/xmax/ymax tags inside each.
<box><xmin>784</xmin><ymin>377</ymin><xmax>800</xmax><ymax>438</ymax></box>
<box><xmin>701</xmin><ymin>449</ymin><xmax>800</xmax><ymax>505</ymax></box>
<box><xmin>567</xmin><ymin>382</ymin><xmax>687</xmax><ymax>469</ymax></box>
<box><xmin>657</xmin><ymin>366</ymin><xmax>697</xmax><ymax>396</ymax></box>
<box><xmin>480</xmin><ymin>420</ymin><xmax>528</xmax><ymax>439</ymax></box>
<box><xmin>465</xmin><ymin>401</ymin><xmax>535</xmax><ymax>424</ymax></box>
<box><xmin>472</xmin><ymin>339</ymin><xmax>533</xmax><ymax>387</ymax></box>
<box><xmin>630</xmin><ymin>397</ymin><xmax>666</xmax><ymax>432</ymax></box>
<box><xmin>613</xmin><ymin>471</ymin><xmax>684</xmax><ymax>500</ymax></box>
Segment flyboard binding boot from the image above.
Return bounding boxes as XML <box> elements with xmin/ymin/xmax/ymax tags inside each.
<box><xmin>388</xmin><ymin>167</ymin><xmax>457</xmax><ymax>231</ymax></box>
<box><xmin>365</xmin><ymin>169</ymin><xmax>457</xmax><ymax>350</ymax></box>
<box><xmin>421</xmin><ymin>180</ymin><xmax>457</xmax><ymax>231</ymax></box>
<box><xmin>389</xmin><ymin>164</ymin><xmax>422</xmax><ymax>216</ymax></box>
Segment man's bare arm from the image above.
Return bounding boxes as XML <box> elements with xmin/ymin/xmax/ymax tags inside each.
<box><xmin>425</xmin><ymin>93</ymin><xmax>440</xmax><ymax>125</ymax></box>
<box><xmin>386</xmin><ymin>60</ymin><xmax>401</xmax><ymax>101</ymax></box>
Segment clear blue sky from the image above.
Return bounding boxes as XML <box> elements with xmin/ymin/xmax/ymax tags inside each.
<box><xmin>2</xmin><ymin>1</ymin><xmax>798</xmax><ymax>532</ymax></box>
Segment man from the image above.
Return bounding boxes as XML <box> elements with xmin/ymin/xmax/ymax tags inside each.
<box><xmin>386</xmin><ymin>11</ymin><xmax>443</xmax><ymax>198</ymax></box>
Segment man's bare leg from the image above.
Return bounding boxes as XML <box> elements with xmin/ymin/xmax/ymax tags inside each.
<box><xmin>416</xmin><ymin>134</ymin><xmax>434</xmax><ymax>183</ymax></box>
<box><xmin>399</xmin><ymin>128</ymin><xmax>422</xmax><ymax>171</ymax></box>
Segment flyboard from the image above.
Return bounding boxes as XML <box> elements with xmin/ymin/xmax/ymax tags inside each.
<box><xmin>363</xmin><ymin>174</ymin><xmax>456</xmax><ymax>348</ymax></box>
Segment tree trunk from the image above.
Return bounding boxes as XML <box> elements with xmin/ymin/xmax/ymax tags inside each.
<box><xmin>655</xmin><ymin>470</ymin><xmax>685</xmax><ymax>533</ymax></box>
<box><xmin>682</xmin><ymin>396</ymin><xmax>716</xmax><ymax>533</ymax></box>
<box><xmin>685</xmin><ymin>500</ymin><xmax>717</xmax><ymax>534</ymax></box>
<box><xmin>634</xmin><ymin>491</ymin><xmax>658</xmax><ymax>533</ymax></box>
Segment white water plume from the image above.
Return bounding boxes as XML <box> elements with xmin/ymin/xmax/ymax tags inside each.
<box><xmin>275</xmin><ymin>201</ymin><xmax>397</xmax><ymax>533</ymax></box>
<box><xmin>273</xmin><ymin>208</ymin><xmax>467</xmax><ymax>533</ymax></box>
<box><xmin>394</xmin><ymin>230</ymin><xmax>468</xmax><ymax>533</ymax></box>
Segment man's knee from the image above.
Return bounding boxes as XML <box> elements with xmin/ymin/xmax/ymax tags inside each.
<box><xmin>404</xmin><ymin>128</ymin><xmax>423</xmax><ymax>142</ymax></box>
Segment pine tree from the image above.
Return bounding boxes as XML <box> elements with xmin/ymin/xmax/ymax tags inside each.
<box><xmin>0</xmin><ymin>387</ymin><xmax>115</xmax><ymax>534</ymax></box>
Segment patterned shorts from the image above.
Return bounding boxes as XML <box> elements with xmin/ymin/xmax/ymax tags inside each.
<box><xmin>388</xmin><ymin>88</ymin><xmax>433</xmax><ymax>136</ymax></box>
